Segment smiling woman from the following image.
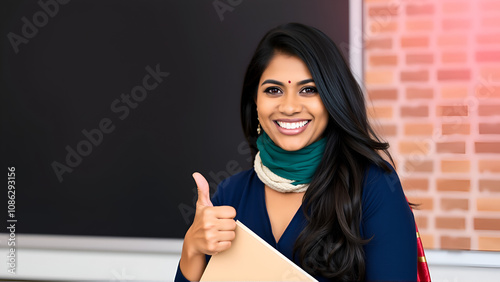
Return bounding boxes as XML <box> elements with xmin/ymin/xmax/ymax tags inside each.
<box><xmin>176</xmin><ymin>23</ymin><xmax>430</xmax><ymax>282</ymax></box>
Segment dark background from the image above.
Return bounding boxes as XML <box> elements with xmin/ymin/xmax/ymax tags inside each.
<box><xmin>1</xmin><ymin>0</ymin><xmax>349</xmax><ymax>239</ymax></box>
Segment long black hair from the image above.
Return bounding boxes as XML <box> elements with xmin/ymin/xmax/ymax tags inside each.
<box><xmin>240</xmin><ymin>23</ymin><xmax>393</xmax><ymax>281</ymax></box>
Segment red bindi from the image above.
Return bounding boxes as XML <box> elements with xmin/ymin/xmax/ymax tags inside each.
<box><xmin>288</xmin><ymin>80</ymin><xmax>291</xmax><ymax>83</ymax></box>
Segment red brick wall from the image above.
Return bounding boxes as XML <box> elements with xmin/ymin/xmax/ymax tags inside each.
<box><xmin>364</xmin><ymin>0</ymin><xmax>500</xmax><ymax>251</ymax></box>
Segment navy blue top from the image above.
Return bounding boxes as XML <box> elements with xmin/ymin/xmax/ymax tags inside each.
<box><xmin>175</xmin><ymin>163</ymin><xmax>417</xmax><ymax>281</ymax></box>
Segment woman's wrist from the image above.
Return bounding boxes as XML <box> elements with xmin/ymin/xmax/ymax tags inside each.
<box><xmin>179</xmin><ymin>229</ymin><xmax>207</xmax><ymax>281</ymax></box>
<box><xmin>179</xmin><ymin>241</ymin><xmax>207</xmax><ymax>281</ymax></box>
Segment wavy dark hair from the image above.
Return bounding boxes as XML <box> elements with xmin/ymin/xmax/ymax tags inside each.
<box><xmin>240</xmin><ymin>23</ymin><xmax>393</xmax><ymax>281</ymax></box>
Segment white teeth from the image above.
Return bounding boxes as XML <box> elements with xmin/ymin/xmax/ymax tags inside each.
<box><xmin>276</xmin><ymin>121</ymin><xmax>309</xmax><ymax>129</ymax></box>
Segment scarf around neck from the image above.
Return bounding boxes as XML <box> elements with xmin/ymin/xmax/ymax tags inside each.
<box><xmin>254</xmin><ymin>132</ymin><xmax>326</xmax><ymax>193</ymax></box>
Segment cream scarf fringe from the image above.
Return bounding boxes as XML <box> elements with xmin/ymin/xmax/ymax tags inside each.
<box><xmin>254</xmin><ymin>151</ymin><xmax>308</xmax><ymax>193</ymax></box>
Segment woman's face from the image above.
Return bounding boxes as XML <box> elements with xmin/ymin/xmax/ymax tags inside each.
<box><xmin>256</xmin><ymin>53</ymin><xmax>329</xmax><ymax>151</ymax></box>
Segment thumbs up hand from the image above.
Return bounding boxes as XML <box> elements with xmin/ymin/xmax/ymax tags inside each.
<box><xmin>184</xmin><ymin>172</ymin><xmax>237</xmax><ymax>257</ymax></box>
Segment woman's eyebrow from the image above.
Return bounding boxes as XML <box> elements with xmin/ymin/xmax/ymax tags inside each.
<box><xmin>297</xmin><ymin>78</ymin><xmax>314</xmax><ymax>85</ymax></box>
<box><xmin>260</xmin><ymin>78</ymin><xmax>314</xmax><ymax>86</ymax></box>
<box><xmin>261</xmin><ymin>79</ymin><xmax>284</xmax><ymax>86</ymax></box>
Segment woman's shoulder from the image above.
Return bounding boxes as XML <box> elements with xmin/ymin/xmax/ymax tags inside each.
<box><xmin>362</xmin><ymin>160</ymin><xmax>399</xmax><ymax>191</ymax></box>
<box><xmin>361</xmin><ymin>160</ymin><xmax>404</xmax><ymax>205</ymax></box>
<box><xmin>361</xmin><ymin>160</ymin><xmax>409</xmax><ymax>217</ymax></box>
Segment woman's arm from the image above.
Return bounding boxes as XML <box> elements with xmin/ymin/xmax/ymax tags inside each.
<box><xmin>361</xmin><ymin>165</ymin><xmax>418</xmax><ymax>281</ymax></box>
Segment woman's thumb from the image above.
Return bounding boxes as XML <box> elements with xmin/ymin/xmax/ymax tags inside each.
<box><xmin>193</xmin><ymin>172</ymin><xmax>213</xmax><ymax>207</ymax></box>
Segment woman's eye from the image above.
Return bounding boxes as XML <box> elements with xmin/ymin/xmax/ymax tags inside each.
<box><xmin>264</xmin><ymin>87</ymin><xmax>283</xmax><ymax>95</ymax></box>
<box><xmin>300</xmin><ymin>86</ymin><xmax>318</xmax><ymax>94</ymax></box>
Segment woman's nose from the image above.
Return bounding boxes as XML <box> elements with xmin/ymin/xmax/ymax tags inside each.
<box><xmin>278</xmin><ymin>94</ymin><xmax>302</xmax><ymax>115</ymax></box>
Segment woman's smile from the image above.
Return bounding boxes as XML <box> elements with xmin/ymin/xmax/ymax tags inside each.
<box><xmin>274</xmin><ymin>119</ymin><xmax>310</xmax><ymax>135</ymax></box>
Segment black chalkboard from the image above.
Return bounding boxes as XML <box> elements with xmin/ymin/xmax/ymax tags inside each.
<box><xmin>1</xmin><ymin>0</ymin><xmax>350</xmax><ymax>239</ymax></box>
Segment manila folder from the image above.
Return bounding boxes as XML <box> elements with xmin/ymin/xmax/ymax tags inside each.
<box><xmin>200</xmin><ymin>220</ymin><xmax>317</xmax><ymax>281</ymax></box>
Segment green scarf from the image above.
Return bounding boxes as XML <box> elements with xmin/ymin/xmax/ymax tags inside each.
<box><xmin>256</xmin><ymin>132</ymin><xmax>326</xmax><ymax>185</ymax></box>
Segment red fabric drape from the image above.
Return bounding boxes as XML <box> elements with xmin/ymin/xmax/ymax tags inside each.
<box><xmin>407</xmin><ymin>199</ymin><xmax>431</xmax><ymax>282</ymax></box>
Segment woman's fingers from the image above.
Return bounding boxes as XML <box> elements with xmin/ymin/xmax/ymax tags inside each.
<box><xmin>211</xmin><ymin>206</ymin><xmax>237</xmax><ymax>219</ymax></box>
<box><xmin>217</xmin><ymin>230</ymin><xmax>236</xmax><ymax>241</ymax></box>
<box><xmin>214</xmin><ymin>240</ymin><xmax>233</xmax><ymax>253</ymax></box>
<box><xmin>217</xmin><ymin>218</ymin><xmax>237</xmax><ymax>231</ymax></box>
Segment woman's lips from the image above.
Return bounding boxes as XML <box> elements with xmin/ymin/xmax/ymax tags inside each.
<box><xmin>274</xmin><ymin>120</ymin><xmax>310</xmax><ymax>135</ymax></box>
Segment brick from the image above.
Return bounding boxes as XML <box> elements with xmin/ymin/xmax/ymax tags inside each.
<box><xmin>399</xmin><ymin>141</ymin><xmax>430</xmax><ymax>155</ymax></box>
<box><xmin>479</xmin><ymin>179</ymin><xmax>500</xmax><ymax>192</ymax></box>
<box><xmin>441</xmin><ymin>86</ymin><xmax>468</xmax><ymax>99</ymax></box>
<box><xmin>401</xmin><ymin>37</ymin><xmax>429</xmax><ymax>48</ymax></box>
<box><xmin>442</xmin><ymin>18</ymin><xmax>471</xmax><ymax>30</ymax></box>
<box><xmin>367</xmin><ymin>105</ymin><xmax>393</xmax><ymax>119</ymax></box>
<box><xmin>436</xmin><ymin>179</ymin><xmax>470</xmax><ymax>192</ymax></box>
<box><xmin>415</xmin><ymin>216</ymin><xmax>428</xmax><ymax>229</ymax></box>
<box><xmin>369</xmin><ymin>21</ymin><xmax>398</xmax><ymax>33</ymax></box>
<box><xmin>401</xmin><ymin>105</ymin><xmax>428</xmax><ymax>117</ymax></box>
<box><xmin>477</xmin><ymin>68</ymin><xmax>500</xmax><ymax>98</ymax></box>
<box><xmin>477</xmin><ymin>34</ymin><xmax>500</xmax><ymax>45</ymax></box>
<box><xmin>475</xmin><ymin>86</ymin><xmax>500</xmax><ymax>99</ymax></box>
<box><xmin>441</xmin><ymin>198</ymin><xmax>469</xmax><ymax>211</ymax></box>
<box><xmin>406</xmin><ymin>4</ymin><xmax>434</xmax><ymax>15</ymax></box>
<box><xmin>479</xmin><ymin>160</ymin><xmax>500</xmax><ymax>173</ymax></box>
<box><xmin>401</xmin><ymin>178</ymin><xmax>428</xmax><ymax>191</ymax></box>
<box><xmin>436</xmin><ymin>142</ymin><xmax>466</xmax><ymax>154</ymax></box>
<box><xmin>480</xmin><ymin>66</ymin><xmax>500</xmax><ymax>82</ymax></box>
<box><xmin>401</xmin><ymin>70</ymin><xmax>429</xmax><ymax>82</ymax></box>
<box><xmin>365</xmin><ymin>38</ymin><xmax>392</xmax><ymax>49</ymax></box>
<box><xmin>441</xmin><ymin>236</ymin><xmax>471</xmax><ymax>250</ymax></box>
<box><xmin>406</xmin><ymin>87</ymin><xmax>433</xmax><ymax>99</ymax></box>
<box><xmin>479</xmin><ymin>123</ymin><xmax>500</xmax><ymax>135</ymax></box>
<box><xmin>365</xmin><ymin>70</ymin><xmax>393</xmax><ymax>84</ymax></box>
<box><xmin>479</xmin><ymin>236</ymin><xmax>500</xmax><ymax>251</ymax></box>
<box><xmin>406</xmin><ymin>20</ymin><xmax>433</xmax><ymax>31</ymax></box>
<box><xmin>369</xmin><ymin>55</ymin><xmax>398</xmax><ymax>66</ymax></box>
<box><xmin>438</xmin><ymin>35</ymin><xmax>467</xmax><ymax>47</ymax></box>
<box><xmin>420</xmin><ymin>233</ymin><xmax>434</xmax><ymax>249</ymax></box>
<box><xmin>374</xmin><ymin>123</ymin><xmax>397</xmax><ymax>137</ymax></box>
<box><xmin>406</xmin><ymin>53</ymin><xmax>433</xmax><ymax>64</ymax></box>
<box><xmin>441</xmin><ymin>160</ymin><xmax>470</xmax><ymax>173</ymax></box>
<box><xmin>437</xmin><ymin>105</ymin><xmax>468</xmax><ymax>116</ymax></box>
<box><xmin>442</xmin><ymin>1</ymin><xmax>470</xmax><ymax>14</ymax></box>
<box><xmin>476</xmin><ymin>51</ymin><xmax>500</xmax><ymax>62</ymax></box>
<box><xmin>442</xmin><ymin>123</ymin><xmax>470</xmax><ymax>135</ymax></box>
<box><xmin>476</xmin><ymin>142</ymin><xmax>500</xmax><ymax>154</ymax></box>
<box><xmin>436</xmin><ymin>217</ymin><xmax>466</xmax><ymax>229</ymax></box>
<box><xmin>437</xmin><ymin>69</ymin><xmax>471</xmax><ymax>81</ymax></box>
<box><xmin>405</xmin><ymin>159</ymin><xmax>433</xmax><ymax>173</ymax></box>
<box><xmin>478</xmin><ymin>105</ymin><xmax>500</xmax><ymax>116</ymax></box>
<box><xmin>368</xmin><ymin>5</ymin><xmax>399</xmax><ymax>17</ymax></box>
<box><xmin>482</xmin><ymin>17</ymin><xmax>500</xmax><ymax>29</ymax></box>
<box><xmin>404</xmin><ymin>123</ymin><xmax>433</xmax><ymax>136</ymax></box>
<box><xmin>442</xmin><ymin>52</ymin><xmax>467</xmax><ymax>63</ymax></box>
<box><xmin>368</xmin><ymin>88</ymin><xmax>398</xmax><ymax>100</ymax></box>
<box><xmin>406</xmin><ymin>196</ymin><xmax>433</xmax><ymax>210</ymax></box>
<box><xmin>474</xmin><ymin>218</ymin><xmax>500</xmax><ymax>231</ymax></box>
<box><xmin>480</xmin><ymin>1</ymin><xmax>500</xmax><ymax>12</ymax></box>
<box><xmin>477</xmin><ymin>198</ymin><xmax>500</xmax><ymax>211</ymax></box>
